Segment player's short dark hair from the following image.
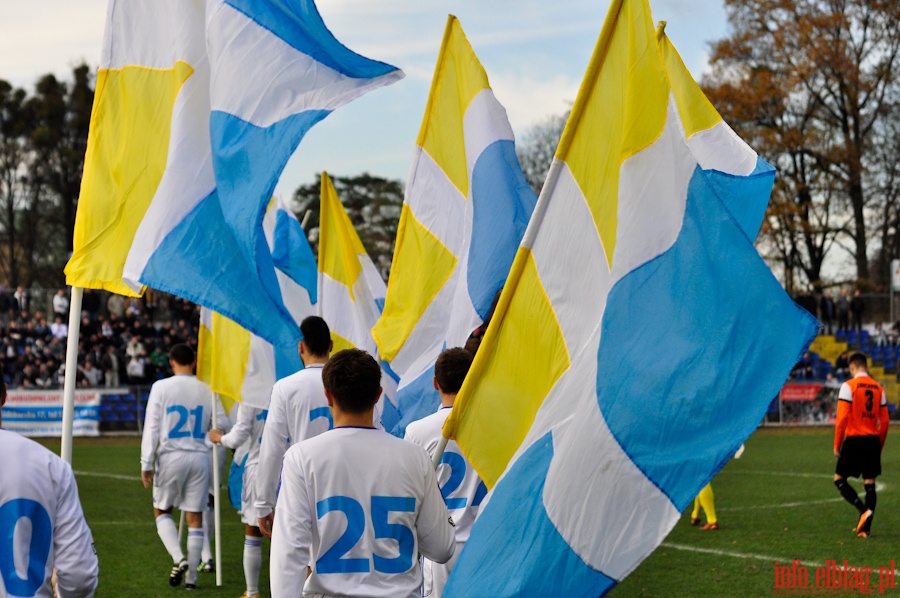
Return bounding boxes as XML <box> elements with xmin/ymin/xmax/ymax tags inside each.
<box><xmin>300</xmin><ymin>316</ymin><xmax>331</xmax><ymax>358</ymax></box>
<box><xmin>435</xmin><ymin>347</ymin><xmax>473</xmax><ymax>394</ymax></box>
<box><xmin>169</xmin><ymin>343</ymin><xmax>195</xmax><ymax>366</ymax></box>
<box><xmin>849</xmin><ymin>352</ymin><xmax>868</xmax><ymax>369</ymax></box>
<box><xmin>322</xmin><ymin>349</ymin><xmax>381</xmax><ymax>413</ymax></box>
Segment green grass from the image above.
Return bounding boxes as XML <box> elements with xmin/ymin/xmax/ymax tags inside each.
<box><xmin>43</xmin><ymin>428</ymin><xmax>900</xmax><ymax>597</ymax></box>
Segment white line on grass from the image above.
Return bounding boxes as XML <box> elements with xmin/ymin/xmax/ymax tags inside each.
<box><xmin>74</xmin><ymin>470</ymin><xmax>141</xmax><ymax>482</ymax></box>
<box><xmin>660</xmin><ymin>542</ymin><xmax>821</xmax><ymax>569</ymax></box>
<box><xmin>717</xmin><ymin>498</ymin><xmax>842</xmax><ymax>511</ymax></box>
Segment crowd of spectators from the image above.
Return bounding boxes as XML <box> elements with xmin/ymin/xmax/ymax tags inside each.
<box><xmin>0</xmin><ymin>286</ymin><xmax>201</xmax><ymax>391</ymax></box>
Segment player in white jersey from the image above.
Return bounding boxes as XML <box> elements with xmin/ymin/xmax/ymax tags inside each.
<box><xmin>256</xmin><ymin>316</ymin><xmax>333</xmax><ymax>538</ymax></box>
<box><xmin>0</xmin><ymin>379</ymin><xmax>98</xmax><ymax>598</ymax></box>
<box><xmin>210</xmin><ymin>400</ymin><xmax>268</xmax><ymax>598</ymax></box>
<box><xmin>404</xmin><ymin>347</ymin><xmax>485</xmax><ymax>597</ymax></box>
<box><xmin>140</xmin><ymin>344</ymin><xmax>228</xmax><ymax>590</ymax></box>
<box><xmin>270</xmin><ymin>349</ymin><xmax>455</xmax><ymax>598</ymax></box>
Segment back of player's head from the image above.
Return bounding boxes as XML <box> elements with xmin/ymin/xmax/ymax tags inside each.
<box><xmin>300</xmin><ymin>316</ymin><xmax>331</xmax><ymax>358</ymax></box>
<box><xmin>435</xmin><ymin>347</ymin><xmax>473</xmax><ymax>394</ymax></box>
<box><xmin>848</xmin><ymin>352</ymin><xmax>868</xmax><ymax>369</ymax></box>
<box><xmin>322</xmin><ymin>349</ymin><xmax>381</xmax><ymax>413</ymax></box>
<box><xmin>169</xmin><ymin>343</ymin><xmax>195</xmax><ymax>366</ymax></box>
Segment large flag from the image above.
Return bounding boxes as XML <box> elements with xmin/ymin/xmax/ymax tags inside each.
<box><xmin>317</xmin><ymin>173</ymin><xmax>398</xmax><ymax>429</ymax></box>
<box><xmin>65</xmin><ymin>0</ymin><xmax>402</xmax><ymax>349</ymax></box>
<box><xmin>197</xmin><ymin>197</ymin><xmax>317</xmax><ymax>413</ymax></box>
<box><xmin>442</xmin><ymin>2</ymin><xmax>818</xmax><ymax>596</ymax></box>
<box><xmin>371</xmin><ymin>15</ymin><xmax>537</xmax><ymax>435</ymax></box>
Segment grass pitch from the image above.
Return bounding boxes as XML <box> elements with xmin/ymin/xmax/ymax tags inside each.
<box><xmin>45</xmin><ymin>427</ymin><xmax>899</xmax><ymax>597</ymax></box>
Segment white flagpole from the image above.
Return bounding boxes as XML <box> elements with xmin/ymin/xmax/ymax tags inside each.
<box><xmin>431</xmin><ymin>434</ymin><xmax>449</xmax><ymax>470</ymax></box>
<box><xmin>211</xmin><ymin>393</ymin><xmax>222</xmax><ymax>587</ymax></box>
<box><xmin>60</xmin><ymin>286</ymin><xmax>84</xmax><ymax>464</ymax></box>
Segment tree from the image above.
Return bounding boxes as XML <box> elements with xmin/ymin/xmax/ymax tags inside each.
<box><xmin>292</xmin><ymin>173</ymin><xmax>404</xmax><ymax>277</ymax></box>
<box><xmin>704</xmin><ymin>0</ymin><xmax>900</xmax><ymax>289</ymax></box>
<box><xmin>0</xmin><ymin>80</ymin><xmax>33</xmax><ymax>287</ymax></box>
<box><xmin>516</xmin><ymin>112</ymin><xmax>568</xmax><ymax>195</ymax></box>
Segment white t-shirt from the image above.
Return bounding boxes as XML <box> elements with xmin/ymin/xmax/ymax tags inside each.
<box><xmin>255</xmin><ymin>365</ymin><xmax>330</xmax><ymax>518</ymax></box>
<box><xmin>0</xmin><ymin>429</ymin><xmax>98</xmax><ymax>598</ymax></box>
<box><xmin>219</xmin><ymin>402</ymin><xmax>267</xmax><ymax>467</ymax></box>
<box><xmin>270</xmin><ymin>428</ymin><xmax>455</xmax><ymax>598</ymax></box>
<box><xmin>140</xmin><ymin>374</ymin><xmax>227</xmax><ymax>471</ymax></box>
<box><xmin>404</xmin><ymin>406</ymin><xmax>486</xmax><ymax>543</ymax></box>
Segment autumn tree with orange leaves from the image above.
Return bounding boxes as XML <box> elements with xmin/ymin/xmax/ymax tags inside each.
<box><xmin>703</xmin><ymin>0</ymin><xmax>900</xmax><ymax>291</ymax></box>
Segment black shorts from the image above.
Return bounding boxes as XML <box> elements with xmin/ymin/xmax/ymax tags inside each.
<box><xmin>836</xmin><ymin>435</ymin><xmax>882</xmax><ymax>479</ymax></box>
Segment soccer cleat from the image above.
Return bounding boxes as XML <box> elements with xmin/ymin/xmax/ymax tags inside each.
<box><xmin>856</xmin><ymin>510</ymin><xmax>873</xmax><ymax>535</ymax></box>
<box><xmin>239</xmin><ymin>594</ymin><xmax>262</xmax><ymax>598</ymax></box>
<box><xmin>198</xmin><ymin>559</ymin><xmax>215</xmax><ymax>574</ymax></box>
<box><xmin>701</xmin><ymin>522</ymin><xmax>719</xmax><ymax>531</ymax></box>
<box><xmin>857</xmin><ymin>531</ymin><xmax>869</xmax><ymax>539</ymax></box>
<box><xmin>185</xmin><ymin>583</ymin><xmax>198</xmax><ymax>590</ymax></box>
<box><xmin>690</xmin><ymin>517</ymin><xmax>701</xmax><ymax>526</ymax></box>
<box><xmin>169</xmin><ymin>559</ymin><xmax>188</xmax><ymax>587</ymax></box>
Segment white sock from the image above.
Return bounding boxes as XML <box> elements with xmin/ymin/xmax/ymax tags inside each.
<box><xmin>155</xmin><ymin>514</ymin><xmax>184</xmax><ymax>563</ymax></box>
<box><xmin>187</xmin><ymin>528</ymin><xmax>204</xmax><ymax>584</ymax></box>
<box><xmin>201</xmin><ymin>510</ymin><xmax>213</xmax><ymax>563</ymax></box>
<box><xmin>244</xmin><ymin>535</ymin><xmax>263</xmax><ymax>595</ymax></box>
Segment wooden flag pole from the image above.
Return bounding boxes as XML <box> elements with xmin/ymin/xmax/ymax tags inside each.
<box><xmin>431</xmin><ymin>434</ymin><xmax>449</xmax><ymax>471</ymax></box>
<box><xmin>60</xmin><ymin>286</ymin><xmax>84</xmax><ymax>464</ymax></box>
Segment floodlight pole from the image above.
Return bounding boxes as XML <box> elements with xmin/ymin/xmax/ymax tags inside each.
<box><xmin>60</xmin><ymin>286</ymin><xmax>84</xmax><ymax>465</ymax></box>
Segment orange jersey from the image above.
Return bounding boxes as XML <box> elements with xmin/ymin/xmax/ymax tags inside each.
<box><xmin>835</xmin><ymin>373</ymin><xmax>889</xmax><ymax>451</ymax></box>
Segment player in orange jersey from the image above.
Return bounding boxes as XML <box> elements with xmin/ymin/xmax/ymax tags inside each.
<box><xmin>833</xmin><ymin>352</ymin><xmax>889</xmax><ymax>538</ymax></box>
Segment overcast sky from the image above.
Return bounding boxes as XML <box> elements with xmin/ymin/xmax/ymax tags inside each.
<box><xmin>0</xmin><ymin>0</ymin><xmax>731</xmax><ymax>197</ymax></box>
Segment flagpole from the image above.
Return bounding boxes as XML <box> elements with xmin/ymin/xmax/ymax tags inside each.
<box><xmin>211</xmin><ymin>393</ymin><xmax>222</xmax><ymax>587</ymax></box>
<box><xmin>431</xmin><ymin>434</ymin><xmax>449</xmax><ymax>470</ymax></box>
<box><xmin>60</xmin><ymin>286</ymin><xmax>84</xmax><ymax>464</ymax></box>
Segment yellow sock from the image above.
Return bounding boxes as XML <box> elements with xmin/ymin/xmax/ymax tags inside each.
<box><xmin>691</xmin><ymin>496</ymin><xmax>701</xmax><ymax>519</ymax></box>
<box><xmin>698</xmin><ymin>483</ymin><xmax>717</xmax><ymax>524</ymax></box>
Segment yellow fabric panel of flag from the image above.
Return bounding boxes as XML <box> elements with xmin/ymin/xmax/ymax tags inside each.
<box><xmin>371</xmin><ymin>205</ymin><xmax>457</xmax><ymax>362</ymax></box>
<box><xmin>65</xmin><ymin>61</ymin><xmax>193</xmax><ymax>295</ymax></box>
<box><xmin>445</xmin><ymin>249</ymin><xmax>570</xmax><ymax>487</ymax></box>
<box><xmin>417</xmin><ymin>15</ymin><xmax>490</xmax><ymax>198</ymax></box>
<box><xmin>197</xmin><ymin>311</ymin><xmax>251</xmax><ymax>413</ymax></box>
<box><xmin>318</xmin><ymin>172</ymin><xmax>367</xmax><ymax>301</ymax></box>
<box><xmin>558</xmin><ymin>0</ymin><xmax>667</xmax><ymax>269</ymax></box>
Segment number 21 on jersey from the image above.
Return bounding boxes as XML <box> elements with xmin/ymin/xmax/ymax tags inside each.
<box><xmin>167</xmin><ymin>405</ymin><xmax>205</xmax><ymax>439</ymax></box>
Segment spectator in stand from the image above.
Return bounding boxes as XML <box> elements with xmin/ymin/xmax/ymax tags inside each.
<box><xmin>126</xmin><ymin>335</ymin><xmax>146</xmax><ymax>360</ymax></box>
<box><xmin>107</xmin><ymin>293</ymin><xmax>126</xmax><ymax>319</ymax></box>
<box><xmin>791</xmin><ymin>352</ymin><xmax>814</xmax><ymax>380</ymax></box>
<box><xmin>14</xmin><ymin>363</ymin><xmax>37</xmax><ymax>387</ymax></box>
<box><xmin>81</xmin><ymin>361</ymin><xmax>103</xmax><ymax>387</ymax></box>
<box><xmin>50</xmin><ymin>315</ymin><xmax>68</xmax><ymax>339</ymax></box>
<box><xmin>127</xmin><ymin>354</ymin><xmax>147</xmax><ymax>385</ymax></box>
<box><xmin>834</xmin><ymin>351</ymin><xmax>851</xmax><ymax>380</ymax></box>
<box><xmin>53</xmin><ymin>288</ymin><xmax>70</xmax><ymax>319</ymax></box>
<box><xmin>0</xmin><ymin>286</ymin><xmax>12</xmax><ymax>325</ymax></box>
<box><xmin>850</xmin><ymin>289</ymin><xmax>865</xmax><ymax>333</ymax></box>
<box><xmin>100</xmin><ymin>318</ymin><xmax>113</xmax><ymax>338</ymax></box>
<box><xmin>836</xmin><ymin>290</ymin><xmax>851</xmax><ymax>334</ymax></box>
<box><xmin>13</xmin><ymin>285</ymin><xmax>29</xmax><ymax>313</ymax></box>
<box><xmin>872</xmin><ymin>322</ymin><xmax>888</xmax><ymax>347</ymax></box>
<box><xmin>35</xmin><ymin>363</ymin><xmax>55</xmax><ymax>388</ymax></box>
<box><xmin>82</xmin><ymin>288</ymin><xmax>102</xmax><ymax>320</ymax></box>
<box><xmin>820</xmin><ymin>291</ymin><xmax>835</xmax><ymax>335</ymax></box>
<box><xmin>102</xmin><ymin>345</ymin><xmax>122</xmax><ymax>388</ymax></box>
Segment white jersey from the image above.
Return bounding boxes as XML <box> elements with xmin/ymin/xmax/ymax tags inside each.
<box><xmin>270</xmin><ymin>428</ymin><xmax>455</xmax><ymax>598</ymax></box>
<box><xmin>255</xmin><ymin>365</ymin><xmax>330</xmax><ymax>518</ymax></box>
<box><xmin>140</xmin><ymin>374</ymin><xmax>227</xmax><ymax>470</ymax></box>
<box><xmin>0</xmin><ymin>429</ymin><xmax>98</xmax><ymax>598</ymax></box>
<box><xmin>404</xmin><ymin>407</ymin><xmax>486</xmax><ymax>543</ymax></box>
<box><xmin>219</xmin><ymin>402</ymin><xmax>267</xmax><ymax>467</ymax></box>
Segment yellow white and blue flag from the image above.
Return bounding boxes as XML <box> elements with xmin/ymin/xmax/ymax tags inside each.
<box><xmin>317</xmin><ymin>173</ymin><xmax>398</xmax><ymax>429</ymax></box>
<box><xmin>371</xmin><ymin>16</ymin><xmax>537</xmax><ymax>435</ymax></box>
<box><xmin>198</xmin><ymin>197</ymin><xmax>317</xmax><ymax>413</ymax></box>
<box><xmin>66</xmin><ymin>0</ymin><xmax>402</xmax><ymax>349</ymax></box>
<box><xmin>442</xmin><ymin>1</ymin><xmax>818</xmax><ymax>596</ymax></box>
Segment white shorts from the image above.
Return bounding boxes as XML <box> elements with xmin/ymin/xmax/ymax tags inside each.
<box><xmin>240</xmin><ymin>463</ymin><xmax>259</xmax><ymax>526</ymax></box>
<box><xmin>153</xmin><ymin>451</ymin><xmax>209</xmax><ymax>513</ymax></box>
<box><xmin>423</xmin><ymin>542</ymin><xmax>463</xmax><ymax>597</ymax></box>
